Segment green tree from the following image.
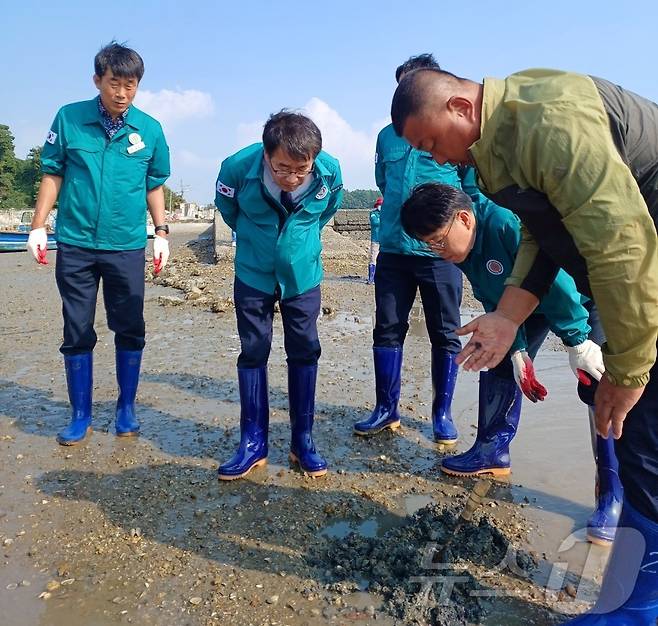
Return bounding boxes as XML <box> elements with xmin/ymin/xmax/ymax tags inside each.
<box><xmin>0</xmin><ymin>124</ymin><xmax>18</xmax><ymax>208</ymax></box>
<box><xmin>341</xmin><ymin>188</ymin><xmax>380</xmax><ymax>208</ymax></box>
<box><xmin>164</xmin><ymin>184</ymin><xmax>184</xmax><ymax>215</ymax></box>
<box><xmin>15</xmin><ymin>146</ymin><xmax>42</xmax><ymax>206</ymax></box>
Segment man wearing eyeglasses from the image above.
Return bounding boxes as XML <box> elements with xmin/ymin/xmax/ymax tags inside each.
<box><xmin>401</xmin><ymin>180</ymin><xmax>624</xmax><ymax>547</ymax></box>
<box><xmin>354</xmin><ymin>53</ymin><xmax>464</xmax><ymax>445</ymax></box>
<box><xmin>214</xmin><ymin>110</ymin><xmax>342</xmax><ymax>481</ymax></box>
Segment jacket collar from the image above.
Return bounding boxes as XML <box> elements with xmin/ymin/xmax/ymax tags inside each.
<box><xmin>81</xmin><ymin>97</ymin><xmax>143</xmax><ymax>130</ymax></box>
<box><xmin>468</xmin><ymin>77</ymin><xmax>506</xmax><ymax>193</ymax></box>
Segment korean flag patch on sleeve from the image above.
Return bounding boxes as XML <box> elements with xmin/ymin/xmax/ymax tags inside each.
<box><xmin>216</xmin><ymin>180</ymin><xmax>235</xmax><ymax>198</ymax></box>
<box><xmin>46</xmin><ymin>130</ymin><xmax>57</xmax><ymax>145</ymax></box>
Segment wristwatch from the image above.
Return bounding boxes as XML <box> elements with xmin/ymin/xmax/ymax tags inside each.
<box><xmin>155</xmin><ymin>224</ymin><xmax>170</xmax><ymax>235</ymax></box>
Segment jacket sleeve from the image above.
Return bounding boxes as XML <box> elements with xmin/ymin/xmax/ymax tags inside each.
<box><xmin>214</xmin><ymin>160</ymin><xmax>239</xmax><ymax>231</ymax></box>
<box><xmin>146</xmin><ymin>124</ymin><xmax>171</xmax><ymax>190</ymax></box>
<box><xmin>374</xmin><ymin>132</ymin><xmax>386</xmax><ymax>196</ymax></box>
<box><xmin>515</xmin><ymin>105</ymin><xmax>658</xmax><ymax>387</ymax></box>
<box><xmin>506</xmin><ymin>223</ymin><xmax>560</xmax><ymax>299</ymax></box>
<box><xmin>319</xmin><ymin>165</ymin><xmax>343</xmax><ymax>230</ymax></box>
<box><xmin>40</xmin><ymin>109</ymin><xmax>67</xmax><ymax>176</ymax></box>
<box><xmin>537</xmin><ymin>270</ymin><xmax>590</xmax><ymax>347</ymax></box>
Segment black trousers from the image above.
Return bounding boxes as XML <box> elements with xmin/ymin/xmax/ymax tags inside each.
<box><xmin>55</xmin><ymin>243</ymin><xmax>146</xmax><ymax>355</ymax></box>
<box><xmin>373</xmin><ymin>252</ymin><xmax>462</xmax><ymax>353</ymax></box>
<box><xmin>234</xmin><ymin>277</ymin><xmax>321</xmax><ymax>368</ymax></box>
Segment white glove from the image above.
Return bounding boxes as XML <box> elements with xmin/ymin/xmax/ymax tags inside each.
<box><xmin>567</xmin><ymin>340</ymin><xmax>604</xmax><ymax>385</ymax></box>
<box><xmin>27</xmin><ymin>227</ymin><xmax>49</xmax><ymax>264</ymax></box>
<box><xmin>511</xmin><ymin>350</ymin><xmax>547</xmax><ymax>402</ymax></box>
<box><xmin>153</xmin><ymin>235</ymin><xmax>170</xmax><ymax>274</ymax></box>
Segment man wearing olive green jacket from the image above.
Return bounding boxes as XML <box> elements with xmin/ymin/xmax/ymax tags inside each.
<box><xmin>214</xmin><ymin>110</ymin><xmax>342</xmax><ymax>481</ymax></box>
<box><xmin>392</xmin><ymin>67</ymin><xmax>658</xmax><ymax>624</ymax></box>
<box><xmin>28</xmin><ymin>42</ymin><xmax>170</xmax><ymax>446</ymax></box>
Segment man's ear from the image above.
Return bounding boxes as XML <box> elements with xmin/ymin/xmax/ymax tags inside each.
<box><xmin>447</xmin><ymin>96</ymin><xmax>475</xmax><ymax>119</ymax></box>
<box><xmin>93</xmin><ymin>74</ymin><xmax>102</xmax><ymax>89</ymax></box>
<box><xmin>460</xmin><ymin>209</ymin><xmax>474</xmax><ymax>229</ymax></box>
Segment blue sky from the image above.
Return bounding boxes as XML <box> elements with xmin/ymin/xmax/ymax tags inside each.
<box><xmin>2</xmin><ymin>0</ymin><xmax>657</xmax><ymax>204</ymax></box>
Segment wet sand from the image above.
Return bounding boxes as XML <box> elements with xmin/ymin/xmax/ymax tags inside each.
<box><xmin>0</xmin><ymin>222</ymin><xmax>609</xmax><ymax>625</ymax></box>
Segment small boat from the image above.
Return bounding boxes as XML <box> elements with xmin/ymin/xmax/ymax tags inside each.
<box><xmin>0</xmin><ymin>231</ymin><xmax>58</xmax><ymax>253</ymax></box>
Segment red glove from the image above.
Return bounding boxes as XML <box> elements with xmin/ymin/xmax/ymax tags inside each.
<box><xmin>511</xmin><ymin>350</ymin><xmax>547</xmax><ymax>402</ymax></box>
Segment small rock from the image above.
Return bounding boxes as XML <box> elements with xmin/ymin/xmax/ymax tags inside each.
<box><xmin>57</xmin><ymin>563</ymin><xmax>71</xmax><ymax>577</ymax></box>
<box><xmin>266</xmin><ymin>595</ymin><xmax>279</xmax><ymax>605</ymax></box>
<box><xmin>46</xmin><ymin>580</ymin><xmax>60</xmax><ymax>592</ymax></box>
<box><xmin>38</xmin><ymin>591</ymin><xmax>52</xmax><ymax>600</ymax></box>
<box><xmin>3</xmin><ymin>538</ymin><xmax>13</xmax><ymax>546</ymax></box>
<box><xmin>565</xmin><ymin>583</ymin><xmax>577</xmax><ymax>598</ymax></box>
<box><xmin>189</xmin><ymin>597</ymin><xmax>202</xmax><ymax>605</ymax></box>
<box><xmin>6</xmin><ymin>583</ymin><xmax>17</xmax><ymax>590</ymax></box>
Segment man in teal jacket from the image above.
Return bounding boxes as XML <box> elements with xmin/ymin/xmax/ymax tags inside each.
<box><xmin>27</xmin><ymin>42</ymin><xmax>170</xmax><ymax>445</ymax></box>
<box><xmin>354</xmin><ymin>54</ymin><xmax>464</xmax><ymax>444</ymax></box>
<box><xmin>215</xmin><ymin>111</ymin><xmax>342</xmax><ymax>480</ymax></box>
<box><xmin>402</xmin><ymin>181</ymin><xmax>622</xmax><ymax>547</ymax></box>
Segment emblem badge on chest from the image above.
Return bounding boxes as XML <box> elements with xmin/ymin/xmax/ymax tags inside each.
<box><xmin>486</xmin><ymin>259</ymin><xmax>504</xmax><ymax>275</ymax></box>
<box><xmin>127</xmin><ymin>133</ymin><xmax>145</xmax><ymax>154</ymax></box>
<box><xmin>315</xmin><ymin>185</ymin><xmax>329</xmax><ymax>200</ymax></box>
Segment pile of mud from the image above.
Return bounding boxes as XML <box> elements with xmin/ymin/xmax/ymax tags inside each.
<box><xmin>309</xmin><ymin>502</ymin><xmax>538</xmax><ymax>625</ymax></box>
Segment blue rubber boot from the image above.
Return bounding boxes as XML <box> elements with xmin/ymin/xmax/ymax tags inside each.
<box><xmin>441</xmin><ymin>371</ymin><xmax>522</xmax><ymax>476</ymax></box>
<box><xmin>367</xmin><ymin>263</ymin><xmax>376</xmax><ymax>284</ymax></box>
<box><xmin>354</xmin><ymin>347</ymin><xmax>402</xmax><ymax>436</ymax></box>
<box><xmin>57</xmin><ymin>353</ymin><xmax>93</xmax><ymax>446</ymax></box>
<box><xmin>115</xmin><ymin>350</ymin><xmax>143</xmax><ymax>436</ymax></box>
<box><xmin>288</xmin><ymin>363</ymin><xmax>327</xmax><ymax>477</ymax></box>
<box><xmin>587</xmin><ymin>417</ymin><xmax>623</xmax><ymax>546</ymax></box>
<box><xmin>562</xmin><ymin>500</ymin><xmax>658</xmax><ymax>624</ymax></box>
<box><xmin>218</xmin><ymin>367</ymin><xmax>269</xmax><ymax>480</ymax></box>
<box><xmin>431</xmin><ymin>348</ymin><xmax>459</xmax><ymax>444</ymax></box>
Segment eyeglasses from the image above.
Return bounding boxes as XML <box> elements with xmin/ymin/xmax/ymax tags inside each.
<box><xmin>270</xmin><ymin>163</ymin><xmax>315</xmax><ymax>178</ymax></box>
<box><xmin>427</xmin><ymin>213</ymin><xmax>457</xmax><ymax>252</ymax></box>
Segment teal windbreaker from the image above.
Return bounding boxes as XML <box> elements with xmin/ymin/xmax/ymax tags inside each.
<box><xmin>457</xmin><ymin>169</ymin><xmax>590</xmax><ymax>352</ymax></box>
<box><xmin>214</xmin><ymin>143</ymin><xmax>343</xmax><ymax>299</ymax></box>
<box><xmin>375</xmin><ymin>123</ymin><xmax>462</xmax><ymax>256</ymax></box>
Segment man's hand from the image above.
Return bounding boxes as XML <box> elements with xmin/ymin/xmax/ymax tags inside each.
<box><xmin>566</xmin><ymin>340</ymin><xmax>605</xmax><ymax>385</ymax></box>
<box><xmin>456</xmin><ymin>312</ymin><xmax>518</xmax><ymax>371</ymax></box>
<box><xmin>594</xmin><ymin>376</ymin><xmax>645</xmax><ymax>439</ymax></box>
<box><xmin>27</xmin><ymin>227</ymin><xmax>49</xmax><ymax>264</ymax></box>
<box><xmin>153</xmin><ymin>234</ymin><xmax>170</xmax><ymax>274</ymax></box>
<box><xmin>511</xmin><ymin>350</ymin><xmax>547</xmax><ymax>402</ymax></box>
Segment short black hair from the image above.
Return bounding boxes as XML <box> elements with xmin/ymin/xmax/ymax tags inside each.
<box><xmin>391</xmin><ymin>68</ymin><xmax>460</xmax><ymax>136</ymax></box>
<box><xmin>395</xmin><ymin>53</ymin><xmax>440</xmax><ymax>83</ymax></box>
<box><xmin>262</xmin><ymin>110</ymin><xmax>322</xmax><ymax>161</ymax></box>
<box><xmin>401</xmin><ymin>183</ymin><xmax>472</xmax><ymax>239</ymax></box>
<box><xmin>94</xmin><ymin>41</ymin><xmax>144</xmax><ymax>81</ymax></box>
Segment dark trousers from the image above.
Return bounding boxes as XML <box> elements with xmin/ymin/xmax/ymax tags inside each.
<box><xmin>55</xmin><ymin>243</ymin><xmax>146</xmax><ymax>355</ymax></box>
<box><xmin>234</xmin><ymin>277</ymin><xmax>321</xmax><ymax>368</ymax></box>
<box><xmin>580</xmin><ymin>303</ymin><xmax>658</xmax><ymax>520</ymax></box>
<box><xmin>617</xmin><ymin>342</ymin><xmax>658</xmax><ymax>519</ymax></box>
<box><xmin>373</xmin><ymin>252</ymin><xmax>462</xmax><ymax>352</ymax></box>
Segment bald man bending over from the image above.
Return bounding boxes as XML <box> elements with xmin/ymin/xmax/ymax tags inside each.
<box><xmin>391</xmin><ymin>67</ymin><xmax>658</xmax><ymax>625</ymax></box>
